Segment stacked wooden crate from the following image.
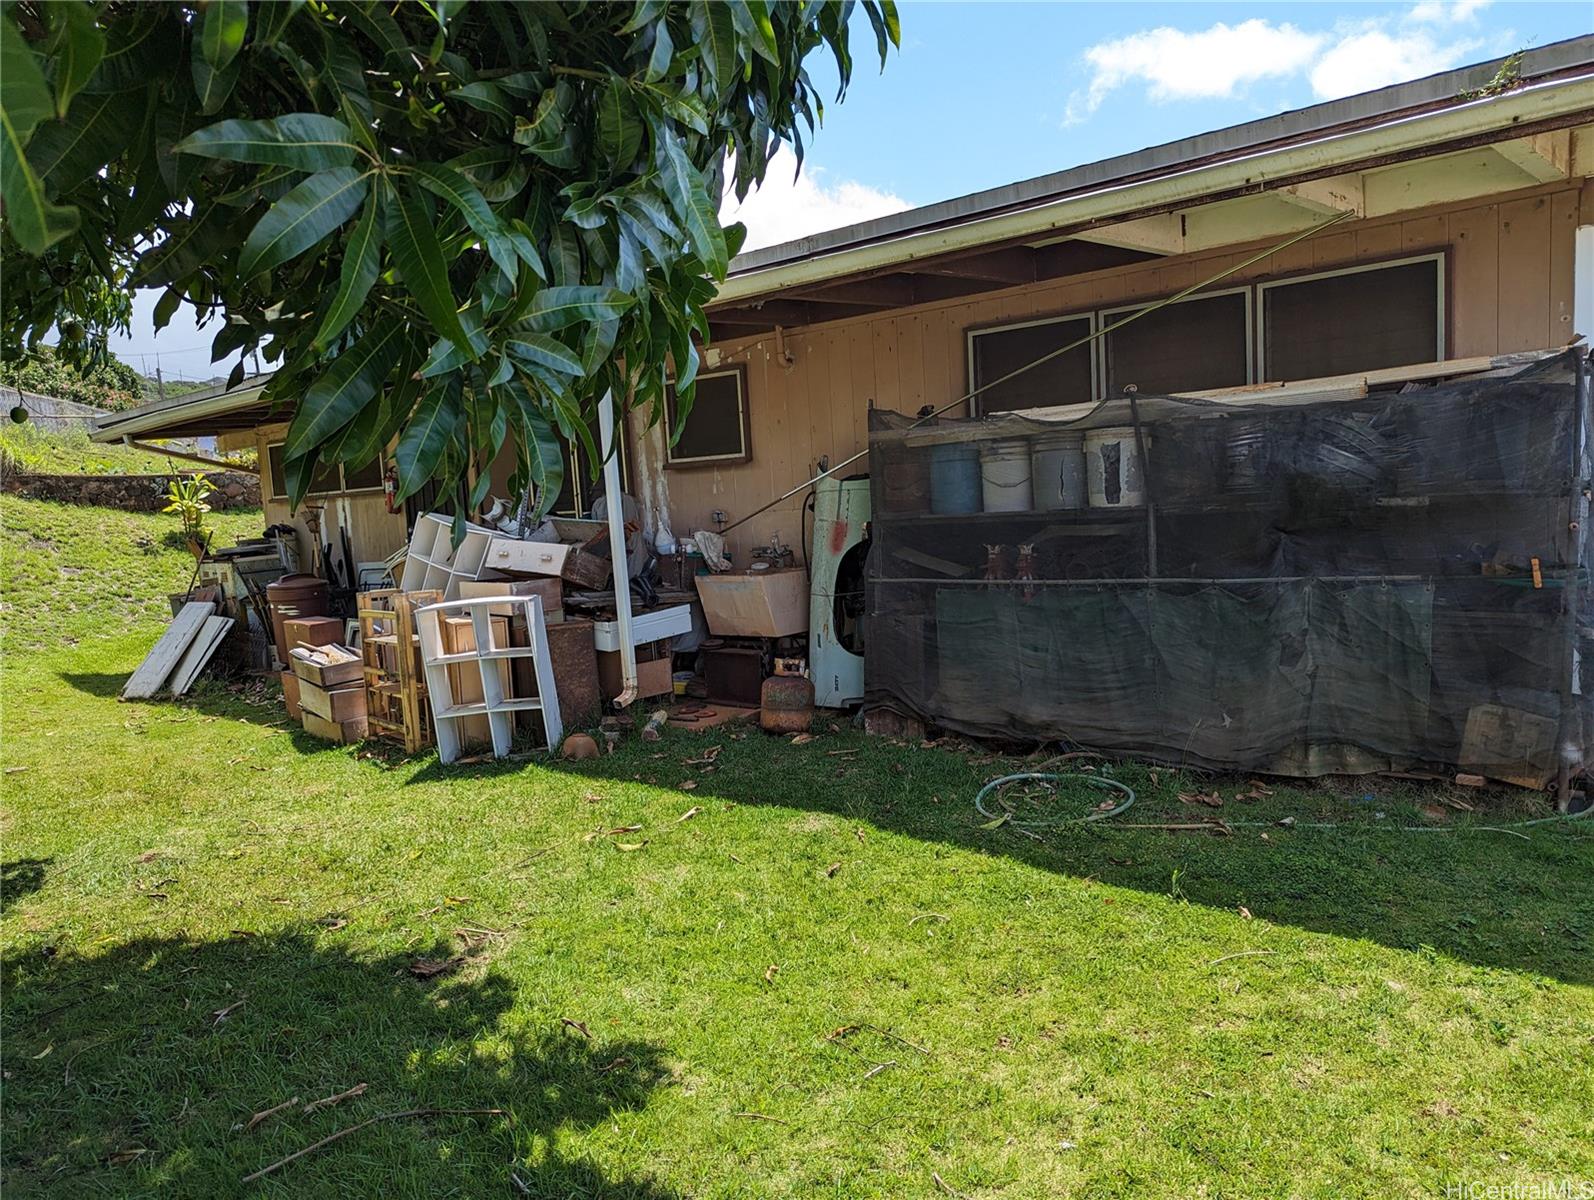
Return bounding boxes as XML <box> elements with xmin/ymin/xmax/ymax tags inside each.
<box><xmin>283</xmin><ymin>616</ymin><xmax>367</xmax><ymax>743</ymax></box>
<box><xmin>357</xmin><ymin>589</ymin><xmax>440</xmax><ymax>753</ymax></box>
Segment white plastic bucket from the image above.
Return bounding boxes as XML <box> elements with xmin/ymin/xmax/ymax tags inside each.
<box><xmin>1085</xmin><ymin>427</ymin><xmax>1150</xmax><ymax>508</ymax></box>
<box><xmin>979</xmin><ymin>438</ymin><xmax>1033</xmax><ymax>512</ymax></box>
<box><xmin>1030</xmin><ymin>431</ymin><xmax>1086</xmax><ymax>510</ymax></box>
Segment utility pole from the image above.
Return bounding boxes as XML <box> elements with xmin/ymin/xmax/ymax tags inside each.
<box><xmin>155</xmin><ymin>366</ymin><xmax>166</xmax><ymax>403</ymax></box>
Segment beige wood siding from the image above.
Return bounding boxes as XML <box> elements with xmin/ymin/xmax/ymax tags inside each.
<box><xmin>658</xmin><ymin>181</ymin><xmax>1584</xmax><ymax>565</ymax></box>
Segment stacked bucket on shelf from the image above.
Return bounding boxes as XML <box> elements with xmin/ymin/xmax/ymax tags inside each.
<box><xmin>923</xmin><ymin>424</ymin><xmax>1148</xmax><ymax>514</ymax></box>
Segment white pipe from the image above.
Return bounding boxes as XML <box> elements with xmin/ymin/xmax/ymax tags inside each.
<box><xmin>599</xmin><ymin>388</ymin><xmax>638</xmax><ymax>708</ymax></box>
<box><xmin>712</xmin><ymin>73</ymin><xmax>1594</xmax><ymax>306</ymax></box>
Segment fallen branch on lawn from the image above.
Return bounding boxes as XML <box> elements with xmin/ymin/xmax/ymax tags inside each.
<box><xmin>241</xmin><ymin>1109</ymin><xmax>507</xmax><ymax>1184</ymax></box>
<box><xmin>243</xmin><ymin>1096</ymin><xmax>300</xmax><ymax>1133</ymax></box>
<box><xmin>733</xmin><ymin>1111</ymin><xmax>792</xmax><ymax>1127</ymax></box>
<box><xmin>302</xmin><ymin>1082</ymin><xmax>367</xmax><ymax>1114</ymax></box>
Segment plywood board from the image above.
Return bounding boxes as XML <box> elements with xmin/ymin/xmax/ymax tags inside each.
<box><xmin>168</xmin><ymin>616</ymin><xmax>235</xmax><ymax>696</ymax></box>
<box><xmin>123</xmin><ymin>602</ymin><xmax>215</xmax><ymax>699</ymax></box>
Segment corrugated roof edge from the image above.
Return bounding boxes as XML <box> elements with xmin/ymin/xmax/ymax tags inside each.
<box><xmin>727</xmin><ymin>35</ymin><xmax>1594</xmax><ymax>276</ymax></box>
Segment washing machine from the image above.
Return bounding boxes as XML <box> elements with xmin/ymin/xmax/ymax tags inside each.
<box><xmin>809</xmin><ymin>475</ymin><xmax>870</xmax><ymax>708</ymax></box>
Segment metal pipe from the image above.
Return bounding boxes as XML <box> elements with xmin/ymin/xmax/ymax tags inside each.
<box><xmin>1556</xmin><ymin>347</ymin><xmax>1590</xmax><ymax>810</ymax></box>
<box><xmin>124</xmin><ymin>437</ymin><xmax>260</xmax><ymax>475</ymax></box>
<box><xmin>598</xmin><ymin>388</ymin><xmax>638</xmax><ymax>708</ymax></box>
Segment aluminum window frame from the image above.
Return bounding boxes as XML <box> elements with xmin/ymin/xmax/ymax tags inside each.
<box><xmin>965</xmin><ymin>308</ymin><xmax>1100</xmax><ymax>418</ymax></box>
<box><xmin>1255</xmin><ymin>251</ymin><xmax>1447</xmax><ymax>383</ymax></box>
<box><xmin>1098</xmin><ymin>285</ymin><xmax>1255</xmax><ymax>397</ymax></box>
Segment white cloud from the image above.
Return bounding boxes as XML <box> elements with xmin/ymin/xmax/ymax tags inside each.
<box><xmin>1067</xmin><ymin>3</ymin><xmax>1498</xmax><ymax>122</ymax></box>
<box><xmin>1407</xmin><ymin>0</ymin><xmax>1490</xmax><ymax>25</ymax></box>
<box><xmin>720</xmin><ymin>149</ymin><xmax>910</xmax><ymax>253</ymax></box>
<box><xmin>1309</xmin><ymin>27</ymin><xmax>1483</xmax><ymax>99</ymax></box>
<box><xmin>1067</xmin><ymin>19</ymin><xmax>1325</xmax><ymax>121</ymax></box>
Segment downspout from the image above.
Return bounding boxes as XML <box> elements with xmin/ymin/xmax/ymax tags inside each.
<box><xmin>599</xmin><ymin>388</ymin><xmax>638</xmax><ymax>707</ymax></box>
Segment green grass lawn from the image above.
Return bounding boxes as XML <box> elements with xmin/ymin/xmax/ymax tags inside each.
<box><xmin>0</xmin><ymin>423</ymin><xmax>231</xmax><ymax>477</ymax></box>
<box><xmin>2</xmin><ymin>495</ymin><xmax>1592</xmax><ymax>1198</ymax></box>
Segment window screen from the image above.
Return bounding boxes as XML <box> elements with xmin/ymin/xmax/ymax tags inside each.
<box><xmin>342</xmin><ymin>456</ymin><xmax>384</xmax><ymax>491</ymax></box>
<box><xmin>666</xmin><ymin>367</ymin><xmax>749</xmax><ymax>466</ymax></box>
<box><xmin>1263</xmin><ymin>258</ymin><xmax>1441</xmax><ymax>382</ymax></box>
<box><xmin>1105</xmin><ymin>292</ymin><xmax>1249</xmax><ymax>396</ymax></box>
<box><xmin>971</xmin><ymin>315</ymin><xmax>1093</xmax><ymax>415</ymax></box>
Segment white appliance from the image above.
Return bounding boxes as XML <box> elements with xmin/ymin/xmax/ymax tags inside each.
<box><xmin>809</xmin><ymin>475</ymin><xmax>870</xmax><ymax>708</ymax></box>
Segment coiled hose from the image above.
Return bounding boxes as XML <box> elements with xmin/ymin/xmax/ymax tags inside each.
<box><xmin>974</xmin><ymin>772</ymin><xmax>1136</xmax><ymax>827</ymax></box>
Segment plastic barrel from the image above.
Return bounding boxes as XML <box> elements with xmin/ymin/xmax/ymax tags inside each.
<box><xmin>979</xmin><ymin>438</ymin><xmax>1033</xmax><ymax>512</ymax></box>
<box><xmin>928</xmin><ymin>442</ymin><xmax>982</xmax><ymax>514</ymax></box>
<box><xmin>1030</xmin><ymin>430</ymin><xmax>1086</xmax><ymax>510</ymax></box>
<box><xmin>1085</xmin><ymin>427</ymin><xmax>1151</xmax><ymax>508</ymax></box>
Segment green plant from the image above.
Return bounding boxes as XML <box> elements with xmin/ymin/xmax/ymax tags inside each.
<box><xmin>1</xmin><ymin>1</ymin><xmax>899</xmax><ymax>519</ymax></box>
<box><xmin>161</xmin><ymin>471</ymin><xmax>216</xmax><ymax>554</ymax></box>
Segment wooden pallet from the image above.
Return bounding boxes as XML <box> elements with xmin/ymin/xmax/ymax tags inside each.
<box><xmin>357</xmin><ymin>589</ymin><xmax>440</xmax><ymax>754</ymax></box>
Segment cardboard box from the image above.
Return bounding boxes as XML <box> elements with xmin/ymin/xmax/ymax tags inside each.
<box><xmin>302</xmin><ymin>710</ymin><xmax>368</xmax><ymax>744</ymax></box>
<box><xmin>298</xmin><ymin>678</ymin><xmax>368</xmax><ymax>724</ymax></box>
<box><xmin>290</xmin><ymin>650</ymin><xmax>363</xmax><ymax>689</ymax></box>
<box><xmin>284</xmin><ymin>616</ymin><xmax>345</xmax><ymax>649</ymax></box>
<box><xmin>598</xmin><ymin>644</ymin><xmax>673</xmax><ymax>700</ymax></box>
<box><xmin>694</xmin><ymin>569</ymin><xmax>808</xmax><ymax>637</ymax></box>
<box><xmin>457</xmin><ymin>578</ymin><xmax>564</xmax><ymax>624</ymax></box>
<box><xmin>280</xmin><ymin>669</ymin><xmax>302</xmax><ymax>720</ymax></box>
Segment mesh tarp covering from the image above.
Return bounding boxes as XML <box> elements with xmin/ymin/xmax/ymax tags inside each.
<box><xmin>865</xmin><ymin>349</ymin><xmax>1593</xmax><ymax>781</ymax></box>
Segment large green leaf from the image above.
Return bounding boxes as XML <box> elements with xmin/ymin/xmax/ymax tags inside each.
<box><xmin>175</xmin><ymin>114</ymin><xmax>359</xmax><ymax>171</ymax></box>
<box><xmin>27</xmin><ymin>89</ymin><xmax>137</xmax><ymax>189</ymax></box>
<box><xmin>394</xmin><ymin>378</ymin><xmax>463</xmax><ymax>502</ymax></box>
<box><xmin>191</xmin><ymin>0</ymin><xmax>248</xmax><ymax>114</ymax></box>
<box><xmin>596</xmin><ymin>75</ymin><xmax>641</xmax><ymax>168</ymax></box>
<box><xmin>284</xmin><ymin>321</ymin><xmax>406</xmax><ymax>459</ymax></box>
<box><xmin>519</xmin><ymin>285</ymin><xmax>635</xmax><ymax>332</ymax></box>
<box><xmin>655</xmin><ymin>133</ymin><xmax>727</xmax><ymax>277</ymax></box>
<box><xmin>1</xmin><ymin>18</ymin><xmax>79</xmax><ymax>253</ymax></box>
<box><xmin>690</xmin><ymin>0</ymin><xmax>738</xmax><ymax>89</ymax></box>
<box><xmin>239</xmin><ymin>166</ymin><xmax>368</xmax><ymax>279</ymax></box>
<box><xmin>313</xmin><ymin>188</ymin><xmax>384</xmax><ymax>350</ymax></box>
<box><xmin>386</xmin><ymin>181</ymin><xmax>473</xmax><ymax>352</ymax></box>
<box><xmin>47</xmin><ymin>2</ymin><xmax>106</xmax><ymax>119</ymax></box>
<box><xmin>501</xmin><ymin>380</ymin><xmax>565</xmax><ymax>519</ymax></box>
<box><xmin>507</xmin><ymin>333</ymin><xmax>584</xmax><ymax>378</ymax></box>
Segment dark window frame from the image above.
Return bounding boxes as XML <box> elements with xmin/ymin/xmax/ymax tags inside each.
<box><xmin>664</xmin><ymin>363</ymin><xmax>752</xmax><ymax>469</ymax></box>
<box><xmin>264</xmin><ymin>441</ymin><xmax>387</xmax><ymax>500</ymax></box>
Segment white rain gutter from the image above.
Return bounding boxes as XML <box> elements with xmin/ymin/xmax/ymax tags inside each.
<box><xmin>598</xmin><ymin>388</ymin><xmax>638</xmax><ymax>707</ymax></box>
<box><xmin>89</xmin><ymin>379</ymin><xmax>272</xmax><ymax>442</ymax></box>
<box><xmin>713</xmin><ymin>72</ymin><xmax>1594</xmax><ymax>306</ymax></box>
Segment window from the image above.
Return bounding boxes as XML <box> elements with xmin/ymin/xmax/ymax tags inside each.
<box><xmin>547</xmin><ymin>421</ymin><xmax>631</xmax><ymax>517</ymax></box>
<box><xmin>968</xmin><ymin>314</ymin><xmax>1094</xmax><ymax>415</ymax></box>
<box><xmin>1103</xmin><ymin>290</ymin><xmax>1251</xmax><ymax>396</ymax></box>
<box><xmin>665</xmin><ymin>365</ymin><xmax>750</xmax><ymax>467</ymax></box>
<box><xmin>1259</xmin><ymin>255</ymin><xmax>1444</xmax><ymax>382</ymax></box>
<box><xmin>265</xmin><ymin>442</ymin><xmax>385</xmax><ymax>500</ymax></box>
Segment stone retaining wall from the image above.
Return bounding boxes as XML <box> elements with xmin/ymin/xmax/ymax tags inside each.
<box><xmin>0</xmin><ymin>470</ymin><xmax>261</xmax><ymax>510</ymax></box>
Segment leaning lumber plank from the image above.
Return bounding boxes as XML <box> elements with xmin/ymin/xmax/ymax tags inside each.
<box><xmin>168</xmin><ymin>616</ymin><xmax>234</xmax><ymax>696</ymax></box>
<box><xmin>123</xmin><ymin>602</ymin><xmax>215</xmax><ymax>699</ymax></box>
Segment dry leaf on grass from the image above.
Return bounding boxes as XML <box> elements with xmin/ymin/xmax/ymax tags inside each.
<box><xmin>677</xmin><ymin>806</ymin><xmax>703</xmax><ymax>822</ymax></box>
<box><xmin>678</xmin><ymin>780</ymin><xmax>699</xmax><ymax>791</ymax></box>
<box><xmin>107</xmin><ymin>1147</ymin><xmax>147</xmax><ymax>1166</ymax></box>
<box><xmin>1178</xmin><ymin>791</ymin><xmax>1225</xmax><ymax>808</ymax></box>
<box><xmin>763</xmin><ymin>964</ymin><xmax>780</xmax><ymax>983</ymax></box>
<box><xmin>211</xmin><ymin>1000</ymin><xmax>245</xmax><ymax>1027</ymax></box>
<box><xmin>789</xmin><ymin>733</ymin><xmax>815</xmax><ymax>745</ymax></box>
<box><xmin>1238</xmin><ymin>906</ymin><xmax>1253</xmax><ymax>920</ymax></box>
<box><xmin>823</xmin><ymin>862</ymin><xmax>842</xmax><ymax>878</ymax></box>
<box><xmin>614</xmin><ymin>842</ymin><xmax>648</xmax><ymax>852</ymax></box>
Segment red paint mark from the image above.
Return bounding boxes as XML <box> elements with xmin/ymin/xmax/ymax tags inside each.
<box><xmin>829</xmin><ymin>520</ymin><xmax>849</xmax><ymax>556</ymax></box>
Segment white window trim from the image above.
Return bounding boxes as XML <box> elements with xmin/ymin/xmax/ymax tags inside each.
<box><xmin>966</xmin><ymin>309</ymin><xmax>1098</xmax><ymax>418</ymax></box>
<box><xmin>1255</xmin><ymin>252</ymin><xmax>1446</xmax><ymax>383</ymax></box>
<box><xmin>265</xmin><ymin>441</ymin><xmax>386</xmax><ymax>500</ymax></box>
<box><xmin>664</xmin><ymin>365</ymin><xmax>751</xmax><ymax>467</ymax></box>
<box><xmin>1098</xmin><ymin>286</ymin><xmax>1254</xmax><ymax>397</ymax></box>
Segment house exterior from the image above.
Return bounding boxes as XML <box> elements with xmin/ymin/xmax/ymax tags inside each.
<box><xmin>96</xmin><ymin>39</ymin><xmax>1594</xmax><ymax>575</ymax></box>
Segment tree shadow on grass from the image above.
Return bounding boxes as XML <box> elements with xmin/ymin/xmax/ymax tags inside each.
<box><xmin>1</xmin><ymin>857</ymin><xmax>50</xmax><ymax>907</ymax></box>
<box><xmin>534</xmin><ymin>726</ymin><xmax>1594</xmax><ymax>986</ymax></box>
<box><xmin>54</xmin><ymin>670</ymin><xmax>126</xmax><ymax>700</ymax></box>
<box><xmin>1</xmin><ymin>932</ymin><xmax>679</xmax><ymax>1198</ymax></box>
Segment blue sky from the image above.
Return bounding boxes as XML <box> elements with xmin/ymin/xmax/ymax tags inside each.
<box><xmin>115</xmin><ymin>0</ymin><xmax>1590</xmax><ymax>382</ymax></box>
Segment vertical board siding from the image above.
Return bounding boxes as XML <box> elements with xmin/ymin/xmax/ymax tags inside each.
<box><xmin>664</xmin><ymin>184</ymin><xmax>1581</xmax><ymax>564</ymax></box>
